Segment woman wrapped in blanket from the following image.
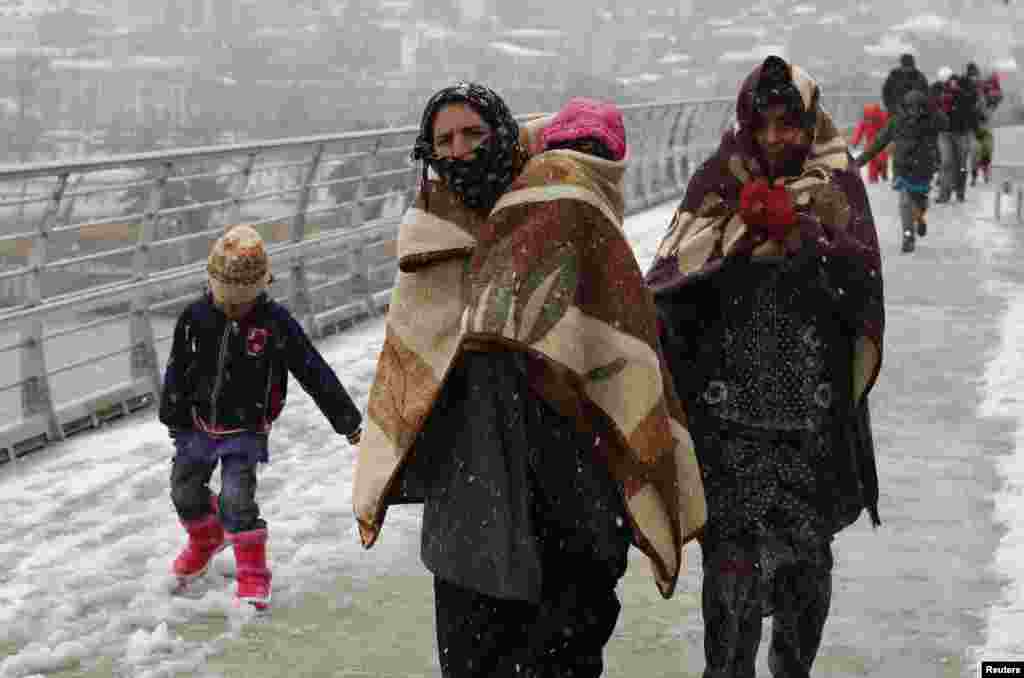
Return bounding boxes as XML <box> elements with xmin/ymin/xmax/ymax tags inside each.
<box><xmin>647</xmin><ymin>56</ymin><xmax>885</xmax><ymax>678</ymax></box>
<box><xmin>354</xmin><ymin>85</ymin><xmax>705</xmax><ymax>677</ymax></box>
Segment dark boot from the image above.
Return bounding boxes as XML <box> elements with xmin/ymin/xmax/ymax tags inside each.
<box><xmin>902</xmin><ymin>228</ymin><xmax>915</xmax><ymax>253</ymax></box>
<box><xmin>956</xmin><ymin>169</ymin><xmax>968</xmax><ymax>202</ymax></box>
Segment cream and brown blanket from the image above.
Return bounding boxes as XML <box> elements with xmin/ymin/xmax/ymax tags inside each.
<box><xmin>355</xmin><ymin>147</ymin><xmax>706</xmax><ymax>599</ymax></box>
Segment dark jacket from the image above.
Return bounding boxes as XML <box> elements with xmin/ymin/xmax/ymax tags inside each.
<box><xmin>655</xmin><ymin>254</ymin><xmax>880</xmax><ymax>537</ymax></box>
<box><xmin>947</xmin><ymin>75</ymin><xmax>983</xmax><ymax>133</ymax></box>
<box><xmin>859</xmin><ymin>107</ymin><xmax>947</xmax><ymax>183</ymax></box>
<box><xmin>929</xmin><ymin>81</ymin><xmax>951</xmax><ymax>114</ymax></box>
<box><xmin>882</xmin><ymin>65</ymin><xmax>929</xmax><ymax>113</ymax></box>
<box><xmin>646</xmin><ymin>56</ymin><xmax>884</xmax><ymax>536</ymax></box>
<box><xmin>393</xmin><ymin>349</ymin><xmax>630</xmax><ymax>603</ymax></box>
<box><xmin>159</xmin><ymin>291</ymin><xmax>362</xmax><ymax>439</ymax></box>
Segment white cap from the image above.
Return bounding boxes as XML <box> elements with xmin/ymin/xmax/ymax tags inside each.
<box><xmin>937</xmin><ymin>66</ymin><xmax>954</xmax><ymax>81</ymax></box>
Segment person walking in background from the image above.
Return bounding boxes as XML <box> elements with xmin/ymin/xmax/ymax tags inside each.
<box><xmin>850</xmin><ymin>102</ymin><xmax>889</xmax><ymax>183</ymax></box>
<box><xmin>857</xmin><ymin>89</ymin><xmax>947</xmax><ymax>253</ymax></box>
<box><xmin>354</xmin><ymin>83</ymin><xmax>705</xmax><ymax>677</ymax></box>
<box><xmin>882</xmin><ymin>53</ymin><xmax>929</xmax><ymax>115</ymax></box>
<box><xmin>938</xmin><ymin>62</ymin><xmax>983</xmax><ymax>203</ymax></box>
<box><xmin>973</xmin><ymin>67</ymin><xmax>1004</xmax><ymax>185</ymax></box>
<box><xmin>930</xmin><ymin>66</ymin><xmax>955</xmax><ymax>113</ymax></box>
<box><xmin>159</xmin><ymin>224</ymin><xmax>363</xmax><ymax>610</ymax></box>
<box><xmin>930</xmin><ymin>66</ymin><xmax>956</xmax><ymax>199</ymax></box>
<box><xmin>646</xmin><ymin>55</ymin><xmax>884</xmax><ymax>678</ymax></box>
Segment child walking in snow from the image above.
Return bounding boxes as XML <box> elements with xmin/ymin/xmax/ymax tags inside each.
<box><xmin>159</xmin><ymin>224</ymin><xmax>363</xmax><ymax>609</ymax></box>
<box><xmin>973</xmin><ymin>70</ymin><xmax>1003</xmax><ymax>185</ymax></box>
<box><xmin>857</xmin><ymin>89</ymin><xmax>947</xmax><ymax>253</ymax></box>
<box><xmin>850</xmin><ymin>102</ymin><xmax>889</xmax><ymax>183</ymax></box>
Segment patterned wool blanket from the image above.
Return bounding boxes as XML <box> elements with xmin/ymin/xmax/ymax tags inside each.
<box><xmin>353</xmin><ymin>182</ymin><xmax>483</xmax><ymax>545</ymax></box>
<box><xmin>645</xmin><ymin>101</ymin><xmax>884</xmax><ymax>404</ymax></box>
<box><xmin>354</xmin><ymin>118</ymin><xmax>548</xmax><ymax>546</ymax></box>
<box><xmin>355</xmin><ymin>147</ymin><xmax>706</xmax><ymax>599</ymax></box>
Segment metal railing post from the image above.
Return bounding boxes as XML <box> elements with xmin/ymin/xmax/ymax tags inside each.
<box><xmin>677</xmin><ymin>105</ymin><xmax>699</xmax><ymax>189</ymax></box>
<box><xmin>355</xmin><ymin>138</ymin><xmax>381</xmax><ymax>227</ymax></box>
<box><xmin>653</xmin><ymin>105</ymin><xmax>676</xmax><ymax>203</ymax></box>
<box><xmin>405</xmin><ymin>151</ymin><xmax>421</xmax><ymax>209</ymax></box>
<box><xmin>18</xmin><ymin>172</ymin><xmax>69</xmax><ymax>446</ymax></box>
<box><xmin>640</xmin><ymin>107</ymin><xmax>658</xmax><ymax>209</ymax></box>
<box><xmin>337</xmin><ymin>140</ymin><xmax>383</xmax><ymax>319</ymax></box>
<box><xmin>130</xmin><ymin>162</ymin><xmax>172</xmax><ymax>400</ymax></box>
<box><xmin>622</xmin><ymin>113</ymin><xmax>637</xmax><ymax>211</ymax></box>
<box><xmin>288</xmin><ymin>144</ymin><xmax>325</xmax><ymax>334</ymax></box>
<box><xmin>346</xmin><ymin>240</ymin><xmax>376</xmax><ymax>317</ymax></box>
<box><xmin>663</xmin><ymin>104</ymin><xmax>686</xmax><ymax>193</ymax></box>
<box><xmin>643</xmin><ymin>107</ymin><xmax>662</xmax><ymax>205</ymax></box>
<box><xmin>718</xmin><ymin>100</ymin><xmax>735</xmax><ymax>138</ymax></box>
<box><xmin>225</xmin><ymin>152</ymin><xmax>258</xmax><ymax>228</ymax></box>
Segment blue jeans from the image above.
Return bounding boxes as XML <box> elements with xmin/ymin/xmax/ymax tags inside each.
<box><xmin>170</xmin><ymin>431</ymin><xmax>266</xmax><ymax>533</ymax></box>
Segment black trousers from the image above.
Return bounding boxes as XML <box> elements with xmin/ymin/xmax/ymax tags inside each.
<box><xmin>433</xmin><ymin>569</ymin><xmax>622</xmax><ymax>678</ymax></box>
<box><xmin>701</xmin><ymin>540</ymin><xmax>832</xmax><ymax>678</ymax></box>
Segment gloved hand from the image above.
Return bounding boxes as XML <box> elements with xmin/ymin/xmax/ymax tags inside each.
<box><xmin>345</xmin><ymin>427</ymin><xmax>362</xmax><ymax>446</ymax></box>
<box><xmin>739</xmin><ymin>178</ymin><xmax>796</xmax><ymax>241</ymax></box>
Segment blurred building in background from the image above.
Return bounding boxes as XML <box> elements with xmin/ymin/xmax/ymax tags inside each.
<box><xmin>0</xmin><ymin>0</ymin><xmax>1021</xmax><ymax>162</ymax></box>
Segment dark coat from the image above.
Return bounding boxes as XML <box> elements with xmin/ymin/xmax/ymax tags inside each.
<box><xmin>646</xmin><ymin>57</ymin><xmax>884</xmax><ymax>536</ymax></box>
<box><xmin>393</xmin><ymin>349</ymin><xmax>630</xmax><ymax>603</ymax></box>
<box><xmin>655</xmin><ymin>257</ymin><xmax>880</xmax><ymax>537</ymax></box>
<box><xmin>929</xmin><ymin>81</ymin><xmax>951</xmax><ymax>114</ymax></box>
<box><xmin>947</xmin><ymin>75</ymin><xmax>983</xmax><ymax>133</ymax></box>
<box><xmin>159</xmin><ymin>292</ymin><xmax>362</xmax><ymax>441</ymax></box>
<box><xmin>882</xmin><ymin>65</ymin><xmax>929</xmax><ymax>113</ymax></box>
<box><xmin>859</xmin><ymin>108</ymin><xmax>947</xmax><ymax>183</ymax></box>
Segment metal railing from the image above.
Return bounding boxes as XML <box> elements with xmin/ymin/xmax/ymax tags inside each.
<box><xmin>991</xmin><ymin>162</ymin><xmax>1024</xmax><ymax>222</ymax></box>
<box><xmin>0</xmin><ymin>92</ymin><xmax>877</xmax><ymax>462</ymax></box>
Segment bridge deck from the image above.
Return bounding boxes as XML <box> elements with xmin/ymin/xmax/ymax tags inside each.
<box><xmin>1</xmin><ymin>179</ymin><xmax>1023</xmax><ymax>677</ymax></box>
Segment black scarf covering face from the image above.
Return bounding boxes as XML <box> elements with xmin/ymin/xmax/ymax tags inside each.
<box><xmin>411</xmin><ymin>81</ymin><xmax>523</xmax><ymax>211</ymax></box>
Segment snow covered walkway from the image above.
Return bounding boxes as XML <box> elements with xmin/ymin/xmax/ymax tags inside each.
<box><xmin>2</xmin><ymin>180</ymin><xmax>1024</xmax><ymax>677</ymax></box>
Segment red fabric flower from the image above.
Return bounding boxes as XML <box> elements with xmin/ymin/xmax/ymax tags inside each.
<box><xmin>739</xmin><ymin>179</ymin><xmax>796</xmax><ymax>240</ymax></box>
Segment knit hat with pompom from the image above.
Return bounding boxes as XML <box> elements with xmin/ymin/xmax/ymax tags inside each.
<box><xmin>207</xmin><ymin>224</ymin><xmax>271</xmax><ymax>306</ymax></box>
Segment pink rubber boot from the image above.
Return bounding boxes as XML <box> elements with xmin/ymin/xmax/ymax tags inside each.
<box><xmin>172</xmin><ymin>497</ymin><xmax>226</xmax><ymax>587</ymax></box>
<box><xmin>228</xmin><ymin>528</ymin><xmax>272</xmax><ymax>609</ymax></box>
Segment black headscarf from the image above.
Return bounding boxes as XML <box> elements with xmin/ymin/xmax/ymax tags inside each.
<box><xmin>411</xmin><ymin>81</ymin><xmax>523</xmax><ymax>211</ymax></box>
